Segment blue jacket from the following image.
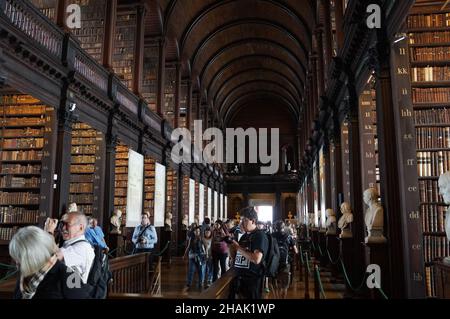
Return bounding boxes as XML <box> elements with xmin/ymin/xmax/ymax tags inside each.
<box><xmin>132</xmin><ymin>224</ymin><xmax>158</xmax><ymax>249</ymax></box>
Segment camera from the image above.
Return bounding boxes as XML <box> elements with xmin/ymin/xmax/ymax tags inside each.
<box><xmin>138</xmin><ymin>236</ymin><xmax>146</xmax><ymax>243</ymax></box>
<box><xmin>221</xmin><ymin>236</ymin><xmax>234</xmax><ymax>244</ymax></box>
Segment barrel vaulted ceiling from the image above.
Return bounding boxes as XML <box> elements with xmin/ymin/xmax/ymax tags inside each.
<box><xmin>143</xmin><ymin>0</ymin><xmax>317</xmax><ymax>126</ymax></box>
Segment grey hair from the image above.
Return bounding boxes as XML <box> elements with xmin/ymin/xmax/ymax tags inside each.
<box><xmin>9</xmin><ymin>226</ymin><xmax>57</xmax><ymax>278</ymax></box>
<box><xmin>66</xmin><ymin>211</ymin><xmax>88</xmax><ymax>229</ymax></box>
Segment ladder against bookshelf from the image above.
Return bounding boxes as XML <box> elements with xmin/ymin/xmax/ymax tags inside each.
<box><xmin>113</xmin><ymin>7</ymin><xmax>137</xmax><ymax>90</ymax></box>
<box><xmin>0</xmin><ymin>94</ymin><xmax>54</xmax><ymax>243</ymax></box>
<box><xmin>114</xmin><ymin>143</ymin><xmax>129</xmax><ymax>225</ymax></box>
<box><xmin>408</xmin><ymin>5</ymin><xmax>450</xmax><ymax>297</ymax></box>
<box><xmin>70</xmin><ymin>122</ymin><xmax>104</xmax><ymax>218</ymax></box>
<box><xmin>69</xmin><ymin>0</ymin><xmax>106</xmax><ymax>64</ymax></box>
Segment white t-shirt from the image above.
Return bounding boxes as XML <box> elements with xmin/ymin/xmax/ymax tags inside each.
<box><xmin>60</xmin><ymin>235</ymin><xmax>95</xmax><ymax>284</ymax></box>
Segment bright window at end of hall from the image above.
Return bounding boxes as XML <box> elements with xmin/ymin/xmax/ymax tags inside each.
<box><xmin>254</xmin><ymin>206</ymin><xmax>273</xmax><ymax>223</ymax></box>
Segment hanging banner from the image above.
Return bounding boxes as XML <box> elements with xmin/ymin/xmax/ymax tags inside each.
<box><xmin>189</xmin><ymin>179</ymin><xmax>195</xmax><ymax>225</ymax></box>
<box><xmin>125</xmin><ymin>150</ymin><xmax>144</xmax><ymax>227</ymax></box>
<box><xmin>199</xmin><ymin>183</ymin><xmax>205</xmax><ymax>222</ymax></box>
<box><xmin>207</xmin><ymin>187</ymin><xmax>212</xmax><ymax>220</ymax></box>
<box><xmin>154</xmin><ymin>163</ymin><xmax>166</xmax><ymax>227</ymax></box>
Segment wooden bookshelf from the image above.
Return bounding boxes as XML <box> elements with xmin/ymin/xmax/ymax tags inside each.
<box><xmin>0</xmin><ymin>94</ymin><xmax>54</xmax><ymax>242</ymax></box>
<box><xmin>69</xmin><ymin>0</ymin><xmax>106</xmax><ymax>64</ymax></box>
<box><xmin>142</xmin><ymin>43</ymin><xmax>158</xmax><ymax>113</ymax></box>
<box><xmin>69</xmin><ymin>122</ymin><xmax>104</xmax><ymax>217</ymax></box>
<box><xmin>165</xmin><ymin>168</ymin><xmax>177</xmax><ymax>220</ymax></box>
<box><xmin>408</xmin><ymin>8</ymin><xmax>450</xmax><ymax>297</ymax></box>
<box><xmin>113</xmin><ymin>7</ymin><xmax>137</xmax><ymax>90</ymax></box>
<box><xmin>164</xmin><ymin>65</ymin><xmax>176</xmax><ymax>128</ymax></box>
<box><xmin>114</xmin><ymin>143</ymin><xmax>129</xmax><ymax>225</ymax></box>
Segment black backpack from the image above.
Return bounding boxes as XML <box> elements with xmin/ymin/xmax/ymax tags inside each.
<box><xmin>260</xmin><ymin>231</ymin><xmax>280</xmax><ymax>278</ymax></box>
<box><xmin>70</xmin><ymin>240</ymin><xmax>112</xmax><ymax>299</ymax></box>
<box><xmin>87</xmin><ymin>245</ymin><xmax>112</xmax><ymax>299</ymax></box>
<box><xmin>274</xmin><ymin>233</ymin><xmax>290</xmax><ymax>270</ymax></box>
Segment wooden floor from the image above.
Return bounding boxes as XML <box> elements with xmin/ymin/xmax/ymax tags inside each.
<box><xmin>158</xmin><ymin>257</ymin><xmax>344</xmax><ymax>299</ymax></box>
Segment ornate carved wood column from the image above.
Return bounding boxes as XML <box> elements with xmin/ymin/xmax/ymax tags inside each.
<box><xmin>186</xmin><ymin>79</ymin><xmax>193</xmax><ymax>131</ymax></box>
<box><xmin>55</xmin><ymin>0</ymin><xmax>66</xmax><ymax>28</ymax></box>
<box><xmin>345</xmin><ymin>73</ymin><xmax>366</xmax><ymax>292</ymax></box>
<box><xmin>133</xmin><ymin>3</ymin><xmax>146</xmax><ymax>95</ymax></box>
<box><xmin>53</xmin><ymin>86</ymin><xmax>77</xmax><ymax>217</ymax></box>
<box><xmin>103</xmin><ymin>0</ymin><xmax>117</xmax><ymax>69</ymax></box>
<box><xmin>328</xmin><ymin>111</ymin><xmax>343</xmax><ymax>215</ymax></box>
<box><xmin>103</xmin><ymin>109</ymin><xmax>118</xmax><ymax>233</ymax></box>
<box><xmin>321</xmin><ymin>0</ymin><xmax>333</xmax><ymax>70</ymax></box>
<box><xmin>334</xmin><ymin>0</ymin><xmax>344</xmax><ymax>51</ymax></box>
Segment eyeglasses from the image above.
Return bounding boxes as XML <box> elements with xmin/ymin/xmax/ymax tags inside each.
<box><xmin>61</xmin><ymin>221</ymin><xmax>78</xmax><ymax>228</ymax></box>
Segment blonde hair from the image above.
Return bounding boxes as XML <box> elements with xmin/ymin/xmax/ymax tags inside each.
<box><xmin>9</xmin><ymin>226</ymin><xmax>57</xmax><ymax>278</ymax></box>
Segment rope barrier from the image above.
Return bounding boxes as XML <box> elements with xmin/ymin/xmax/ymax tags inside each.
<box><xmin>304</xmin><ymin>252</ymin><xmax>311</xmax><ymax>274</ymax></box>
<box><xmin>339</xmin><ymin>258</ymin><xmax>368</xmax><ymax>292</ymax></box>
<box><xmin>299</xmin><ymin>246</ymin><xmax>305</xmax><ymax>265</ymax></box>
<box><xmin>314</xmin><ymin>265</ymin><xmax>327</xmax><ymax>299</ymax></box>
<box><xmin>0</xmin><ymin>269</ymin><xmax>18</xmax><ymax>284</ymax></box>
<box><xmin>326</xmin><ymin>248</ymin><xmax>340</xmax><ymax>265</ymax></box>
<box><xmin>0</xmin><ymin>263</ymin><xmax>15</xmax><ymax>269</ymax></box>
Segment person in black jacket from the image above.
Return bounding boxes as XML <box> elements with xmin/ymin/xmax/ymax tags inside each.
<box><xmin>9</xmin><ymin>226</ymin><xmax>90</xmax><ymax>299</ymax></box>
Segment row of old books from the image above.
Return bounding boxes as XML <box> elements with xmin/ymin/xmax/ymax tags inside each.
<box><xmin>417</xmin><ymin>151</ymin><xmax>450</xmax><ymax>176</ymax></box>
<box><xmin>421</xmin><ymin>204</ymin><xmax>446</xmax><ymax>233</ymax></box>
<box><xmin>409</xmin><ymin>31</ymin><xmax>450</xmax><ymax>44</ymax></box>
<box><xmin>1</xmin><ymin>150</ymin><xmax>43</xmax><ymax>161</ymax></box>
<box><xmin>2</xmin><ymin>138</ymin><xmax>44</xmax><ymax>149</ymax></box>
<box><xmin>0</xmin><ymin>192</ymin><xmax>39</xmax><ymax>205</ymax></box>
<box><xmin>0</xmin><ymin>176</ymin><xmax>40</xmax><ymax>188</ymax></box>
<box><xmin>412</xmin><ymin>87</ymin><xmax>450</xmax><ymax>103</ymax></box>
<box><xmin>0</xmin><ymin>226</ymin><xmax>18</xmax><ymax>241</ymax></box>
<box><xmin>0</xmin><ymin>207</ymin><xmax>39</xmax><ymax>224</ymax></box>
<box><xmin>1</xmin><ymin>164</ymin><xmax>41</xmax><ymax>175</ymax></box>
<box><xmin>410</xmin><ymin>46</ymin><xmax>450</xmax><ymax>62</ymax></box>
<box><xmin>418</xmin><ymin>179</ymin><xmax>444</xmax><ymax>203</ymax></box>
<box><xmin>424</xmin><ymin>235</ymin><xmax>450</xmax><ymax>263</ymax></box>
<box><xmin>411</xmin><ymin>66</ymin><xmax>450</xmax><ymax>82</ymax></box>
<box><xmin>69</xmin><ymin>183</ymin><xmax>93</xmax><ymax>193</ymax></box>
<box><xmin>407</xmin><ymin>13</ymin><xmax>450</xmax><ymax>28</ymax></box>
<box><xmin>414</xmin><ymin>108</ymin><xmax>450</xmax><ymax>124</ymax></box>
<box><xmin>416</xmin><ymin>127</ymin><xmax>450</xmax><ymax>148</ymax></box>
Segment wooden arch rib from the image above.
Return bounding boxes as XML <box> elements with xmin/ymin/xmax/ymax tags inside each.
<box><xmin>213</xmin><ymin>69</ymin><xmax>301</xmax><ymax>110</ymax></box>
<box><xmin>205</xmin><ymin>54</ymin><xmax>304</xmax><ymax>98</ymax></box>
<box><xmin>220</xmin><ymin>81</ymin><xmax>299</xmax><ymax>117</ymax></box>
<box><xmin>187</xmin><ymin>19</ymin><xmax>307</xmax><ymax>76</ymax></box>
<box><xmin>164</xmin><ymin>0</ymin><xmax>312</xmax><ymax>49</ymax></box>
<box><xmin>223</xmin><ymin>91</ymin><xmax>298</xmax><ymax>126</ymax></box>
<box><xmin>197</xmin><ymin>38</ymin><xmax>305</xmax><ymax>88</ymax></box>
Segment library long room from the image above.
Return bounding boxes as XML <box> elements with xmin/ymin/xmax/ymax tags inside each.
<box><xmin>1</xmin><ymin>0</ymin><xmax>450</xmax><ymax>302</ymax></box>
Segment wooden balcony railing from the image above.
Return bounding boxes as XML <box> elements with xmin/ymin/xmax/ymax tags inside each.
<box><xmin>108</xmin><ymin>252</ymin><xmax>151</xmax><ymax>295</ymax></box>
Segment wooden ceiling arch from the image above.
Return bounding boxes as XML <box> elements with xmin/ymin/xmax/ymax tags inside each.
<box><xmin>220</xmin><ymin>82</ymin><xmax>298</xmax><ymax>118</ymax></box>
<box><xmin>214</xmin><ymin>70</ymin><xmax>301</xmax><ymax>110</ymax></box>
<box><xmin>205</xmin><ymin>55</ymin><xmax>304</xmax><ymax>98</ymax></box>
<box><xmin>224</xmin><ymin>92</ymin><xmax>298</xmax><ymax>126</ymax></box>
<box><xmin>186</xmin><ymin>19</ymin><xmax>308</xmax><ymax>73</ymax></box>
<box><xmin>151</xmin><ymin>0</ymin><xmax>316</xmax><ymax>124</ymax></box>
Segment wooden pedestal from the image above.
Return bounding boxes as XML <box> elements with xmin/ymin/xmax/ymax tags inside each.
<box><xmin>318</xmin><ymin>230</ymin><xmax>328</xmax><ymax>267</ymax></box>
<box><xmin>364</xmin><ymin>241</ymin><xmax>389</xmax><ymax>299</ymax></box>
<box><xmin>108</xmin><ymin>233</ymin><xmax>125</xmax><ymax>257</ymax></box>
<box><xmin>339</xmin><ymin>237</ymin><xmax>354</xmax><ymax>297</ymax></box>
<box><xmin>311</xmin><ymin>229</ymin><xmax>319</xmax><ymax>260</ymax></box>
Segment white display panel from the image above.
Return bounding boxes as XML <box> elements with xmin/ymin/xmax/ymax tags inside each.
<box><xmin>189</xmin><ymin>178</ymin><xmax>195</xmax><ymax>225</ymax></box>
<box><xmin>199</xmin><ymin>183</ymin><xmax>204</xmax><ymax>222</ymax></box>
<box><xmin>220</xmin><ymin>193</ymin><xmax>224</xmax><ymax>220</ymax></box>
<box><xmin>214</xmin><ymin>191</ymin><xmax>218</xmax><ymax>221</ymax></box>
<box><xmin>125</xmin><ymin>150</ymin><xmax>144</xmax><ymax>227</ymax></box>
<box><xmin>225</xmin><ymin>195</ymin><xmax>228</xmax><ymax>221</ymax></box>
<box><xmin>207</xmin><ymin>187</ymin><xmax>212</xmax><ymax>220</ymax></box>
<box><xmin>154</xmin><ymin>163</ymin><xmax>166</xmax><ymax>227</ymax></box>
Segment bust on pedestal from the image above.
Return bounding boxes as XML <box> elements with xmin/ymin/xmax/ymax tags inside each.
<box><xmin>338</xmin><ymin>202</ymin><xmax>353</xmax><ymax>238</ymax></box>
<box><xmin>164</xmin><ymin>212</ymin><xmax>173</xmax><ymax>232</ymax></box>
<box><xmin>438</xmin><ymin>172</ymin><xmax>450</xmax><ymax>264</ymax></box>
<box><xmin>110</xmin><ymin>209</ymin><xmax>122</xmax><ymax>234</ymax></box>
<box><xmin>363</xmin><ymin>188</ymin><xmax>387</xmax><ymax>243</ymax></box>
<box><xmin>325</xmin><ymin>209</ymin><xmax>337</xmax><ymax>235</ymax></box>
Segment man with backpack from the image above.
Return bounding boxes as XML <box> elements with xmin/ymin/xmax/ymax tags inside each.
<box><xmin>271</xmin><ymin>220</ymin><xmax>298</xmax><ymax>299</ymax></box>
<box><xmin>228</xmin><ymin>207</ymin><xmax>269</xmax><ymax>299</ymax></box>
<box><xmin>132</xmin><ymin>212</ymin><xmax>158</xmax><ymax>254</ymax></box>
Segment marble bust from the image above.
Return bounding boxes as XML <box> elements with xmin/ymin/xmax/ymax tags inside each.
<box><xmin>325</xmin><ymin>208</ymin><xmax>337</xmax><ymax>235</ymax></box>
<box><xmin>181</xmin><ymin>214</ymin><xmax>189</xmax><ymax>230</ymax></box>
<box><xmin>110</xmin><ymin>209</ymin><xmax>122</xmax><ymax>234</ymax></box>
<box><xmin>438</xmin><ymin>172</ymin><xmax>450</xmax><ymax>263</ymax></box>
<box><xmin>338</xmin><ymin>202</ymin><xmax>353</xmax><ymax>238</ymax></box>
<box><xmin>363</xmin><ymin>188</ymin><xmax>387</xmax><ymax>243</ymax></box>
